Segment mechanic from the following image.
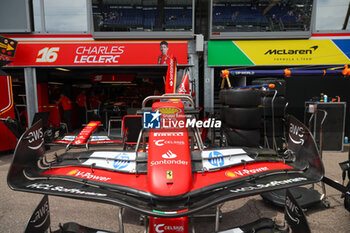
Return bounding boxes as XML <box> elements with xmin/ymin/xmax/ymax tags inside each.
<box><xmin>76</xmin><ymin>89</ymin><xmax>87</xmax><ymax>128</ymax></box>
<box><xmin>57</xmin><ymin>93</ymin><xmax>72</xmax><ymax>133</ymax></box>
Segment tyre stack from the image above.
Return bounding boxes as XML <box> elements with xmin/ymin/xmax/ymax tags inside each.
<box><xmin>251</xmin><ymin>78</ymin><xmax>287</xmax><ymax>151</ymax></box>
<box><xmin>219</xmin><ymin>89</ymin><xmax>261</xmax><ymax>147</ymax></box>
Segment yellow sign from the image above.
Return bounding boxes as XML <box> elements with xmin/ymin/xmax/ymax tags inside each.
<box><xmin>235</xmin><ymin>40</ymin><xmax>350</xmax><ymax>65</ymax></box>
<box><xmin>159</xmin><ymin>107</ymin><xmax>180</xmax><ymax>115</ymax></box>
<box><xmin>167</xmin><ymin>170</ymin><xmax>173</xmax><ymax>179</ymax></box>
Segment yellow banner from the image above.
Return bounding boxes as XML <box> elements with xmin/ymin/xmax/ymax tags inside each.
<box><xmin>235</xmin><ymin>40</ymin><xmax>350</xmax><ymax>65</ymax></box>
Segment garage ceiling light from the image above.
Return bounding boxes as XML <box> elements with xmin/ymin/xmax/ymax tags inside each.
<box><xmin>111</xmin><ymin>83</ymin><xmax>137</xmax><ymax>86</ymax></box>
<box><xmin>48</xmin><ymin>82</ymin><xmax>64</xmax><ymax>85</ymax></box>
<box><xmin>100</xmin><ymin>81</ymin><xmax>133</xmax><ymax>84</ymax></box>
<box><xmin>56</xmin><ymin>68</ymin><xmax>70</xmax><ymax>72</ymax></box>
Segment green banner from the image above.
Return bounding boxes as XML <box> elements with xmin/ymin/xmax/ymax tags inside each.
<box><xmin>208</xmin><ymin>41</ymin><xmax>254</xmax><ymax>66</ymax></box>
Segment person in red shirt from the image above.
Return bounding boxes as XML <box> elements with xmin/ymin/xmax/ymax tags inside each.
<box><xmin>76</xmin><ymin>90</ymin><xmax>87</xmax><ymax>127</ymax></box>
<box><xmin>157</xmin><ymin>40</ymin><xmax>171</xmax><ymax>65</ymax></box>
<box><xmin>89</xmin><ymin>91</ymin><xmax>100</xmax><ymax>109</ymax></box>
<box><xmin>88</xmin><ymin>91</ymin><xmax>101</xmax><ymax>121</ymax></box>
<box><xmin>57</xmin><ymin>93</ymin><xmax>72</xmax><ymax>132</ymax></box>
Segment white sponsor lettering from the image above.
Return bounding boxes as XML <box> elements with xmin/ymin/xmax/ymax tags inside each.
<box><xmin>154</xmin><ymin>132</ymin><xmax>184</xmax><ymax>137</ymax></box>
<box><xmin>155</xmin><ymin>224</ymin><xmax>184</xmax><ymax>233</ymax></box>
<box><xmin>289</xmin><ymin>123</ymin><xmax>305</xmax><ymax>145</ymax></box>
<box><xmin>155</xmin><ymin>224</ymin><xmax>165</xmax><ymax>233</ymax></box>
<box><xmin>150</xmin><ymin>160</ymin><xmax>188</xmax><ymax>166</ymax></box>
<box><xmin>161</xmin><ymin>150</ymin><xmax>177</xmax><ymax>159</ymax></box>
<box><xmin>286</xmin><ymin>195</ymin><xmax>301</xmax><ymax>224</ymax></box>
<box><xmin>162</xmin><ymin>118</ymin><xmax>221</xmax><ymax>129</ymax></box>
<box><xmin>178</xmin><ymin>82</ymin><xmax>187</xmax><ymax>93</ymax></box>
<box><xmin>28</xmin><ymin>128</ymin><xmax>44</xmax><ymax>150</ymax></box>
<box><xmin>62</xmin><ymin>135</ymin><xmax>76</xmax><ymax>141</ymax></box>
<box><xmin>74</xmin><ymin>46</ymin><xmax>125</xmax><ymax>64</ymax></box>
<box><xmin>289</xmin><ymin>123</ymin><xmax>304</xmax><ymax>138</ymax></box>
<box><xmin>31</xmin><ymin>200</ymin><xmax>49</xmax><ymax>228</ymax></box>
<box><xmin>71</xmin><ymin>170</ymin><xmax>111</xmax><ymax>182</ymax></box>
<box><xmin>202</xmin><ymin>154</ymin><xmax>253</xmax><ymax>170</ymax></box>
<box><xmin>229</xmin><ymin>178</ymin><xmax>308</xmax><ymax>193</ymax></box>
<box><xmin>154</xmin><ymin>140</ymin><xmax>185</xmax><ymax>147</ymax></box>
<box><xmin>75</xmin><ymin>46</ymin><xmax>124</xmax><ymax>55</ymax></box>
<box><xmin>26</xmin><ymin>183</ymin><xmax>107</xmax><ymax>196</ymax></box>
<box><xmin>234</xmin><ymin>167</ymin><xmax>269</xmax><ymax>176</ymax></box>
<box><xmin>155</xmin><ymin>140</ymin><xmax>165</xmax><ymax>146</ymax></box>
<box><xmin>201</xmin><ymin>149</ymin><xmax>246</xmax><ymax>159</ymax></box>
<box><xmin>90</xmin><ymin>136</ymin><xmax>111</xmax><ymax>141</ymax></box>
<box><xmin>83</xmin><ymin>151</ymin><xmax>136</xmax><ymax>172</ymax></box>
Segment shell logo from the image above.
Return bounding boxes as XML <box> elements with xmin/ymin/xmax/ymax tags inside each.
<box><xmin>67</xmin><ymin>169</ymin><xmax>79</xmax><ymax>175</ymax></box>
<box><xmin>225</xmin><ymin>171</ymin><xmax>236</xmax><ymax>178</ymax></box>
<box><xmin>158</xmin><ymin>107</ymin><xmax>180</xmax><ymax>115</ymax></box>
<box><xmin>88</xmin><ymin>122</ymin><xmax>97</xmax><ymax>127</ymax></box>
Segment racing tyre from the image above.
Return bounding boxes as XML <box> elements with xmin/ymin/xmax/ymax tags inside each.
<box><xmin>261</xmin><ymin>96</ymin><xmax>286</xmax><ymax>117</ymax></box>
<box><xmin>224</xmin><ymin>128</ymin><xmax>260</xmax><ymax>147</ymax></box>
<box><xmin>252</xmin><ymin>78</ymin><xmax>286</xmax><ymax>97</ymax></box>
<box><xmin>225</xmin><ymin>89</ymin><xmax>261</xmax><ymax>107</ymax></box>
<box><xmin>220</xmin><ymin>105</ymin><xmax>229</xmax><ymax>123</ymax></box>
<box><xmin>225</xmin><ymin>107</ymin><xmax>262</xmax><ymax>129</ymax></box>
<box><xmin>263</xmin><ymin>117</ymin><xmax>285</xmax><ymax>137</ymax></box>
<box><xmin>219</xmin><ymin>89</ymin><xmax>229</xmax><ymax>104</ymax></box>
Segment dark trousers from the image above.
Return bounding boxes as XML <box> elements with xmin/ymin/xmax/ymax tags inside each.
<box><xmin>78</xmin><ymin>107</ymin><xmax>86</xmax><ymax>127</ymax></box>
<box><xmin>63</xmin><ymin>110</ymin><xmax>72</xmax><ymax>132</ymax></box>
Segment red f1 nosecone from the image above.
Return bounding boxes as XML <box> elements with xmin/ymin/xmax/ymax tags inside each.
<box><xmin>147</xmin><ymin>101</ymin><xmax>192</xmax><ymax>196</ymax></box>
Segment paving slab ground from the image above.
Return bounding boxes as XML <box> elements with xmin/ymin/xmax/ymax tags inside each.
<box><xmin>0</xmin><ymin>146</ymin><xmax>349</xmax><ymax>233</ymax></box>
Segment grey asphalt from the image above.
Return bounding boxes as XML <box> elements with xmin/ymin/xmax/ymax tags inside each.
<box><xmin>0</xmin><ymin>146</ymin><xmax>349</xmax><ymax>233</ymax></box>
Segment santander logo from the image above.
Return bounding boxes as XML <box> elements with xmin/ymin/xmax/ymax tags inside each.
<box><xmin>161</xmin><ymin>150</ymin><xmax>177</xmax><ymax>159</ymax></box>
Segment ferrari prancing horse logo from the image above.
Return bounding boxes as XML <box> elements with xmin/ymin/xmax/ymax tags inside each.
<box><xmin>167</xmin><ymin>170</ymin><xmax>173</xmax><ymax>179</ymax></box>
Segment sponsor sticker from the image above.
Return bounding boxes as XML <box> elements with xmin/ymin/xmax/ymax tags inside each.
<box><xmin>167</xmin><ymin>170</ymin><xmax>173</xmax><ymax>180</ymax></box>
<box><xmin>82</xmin><ymin>151</ymin><xmax>136</xmax><ymax>171</ymax></box>
<box><xmin>143</xmin><ymin>110</ymin><xmax>221</xmax><ymax>129</ymax></box>
<box><xmin>201</xmin><ymin>148</ymin><xmax>246</xmax><ymax>159</ymax></box>
<box><xmin>161</xmin><ymin>150</ymin><xmax>177</xmax><ymax>159</ymax></box>
<box><xmin>27</xmin><ymin>128</ymin><xmax>44</xmax><ymax>150</ymax></box>
<box><xmin>67</xmin><ymin>169</ymin><xmax>111</xmax><ymax>182</ymax></box>
<box><xmin>150</xmin><ymin>159</ymin><xmax>188</xmax><ymax>167</ymax></box>
<box><xmin>90</xmin><ymin>136</ymin><xmax>111</xmax><ymax>141</ymax></box>
<box><xmin>143</xmin><ymin>111</ymin><xmax>161</xmax><ymax>129</ymax></box>
<box><xmin>154</xmin><ymin>224</ymin><xmax>184</xmax><ymax>233</ymax></box>
<box><xmin>113</xmin><ymin>152</ymin><xmax>130</xmax><ymax>169</ymax></box>
<box><xmin>208</xmin><ymin>151</ymin><xmax>225</xmax><ymax>167</ymax></box>
<box><xmin>154</xmin><ymin>139</ymin><xmax>185</xmax><ymax>147</ymax></box>
<box><xmin>229</xmin><ymin>177</ymin><xmax>308</xmax><ymax>193</ymax></box>
<box><xmin>289</xmin><ymin>122</ymin><xmax>305</xmax><ymax>145</ymax></box>
<box><xmin>225</xmin><ymin>167</ymin><xmax>269</xmax><ymax>178</ymax></box>
<box><xmin>61</xmin><ymin>135</ymin><xmax>76</xmax><ymax>141</ymax></box>
<box><xmin>26</xmin><ymin>183</ymin><xmax>107</xmax><ymax>196</ymax></box>
<box><xmin>25</xmin><ymin>195</ymin><xmax>50</xmax><ymax>233</ymax></box>
<box><xmin>153</xmin><ymin>132</ymin><xmax>184</xmax><ymax>137</ymax></box>
<box><xmin>202</xmin><ymin>152</ymin><xmax>253</xmax><ymax>170</ymax></box>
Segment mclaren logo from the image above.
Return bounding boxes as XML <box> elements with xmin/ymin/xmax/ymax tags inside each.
<box><xmin>265</xmin><ymin>46</ymin><xmax>318</xmax><ymax>55</ymax></box>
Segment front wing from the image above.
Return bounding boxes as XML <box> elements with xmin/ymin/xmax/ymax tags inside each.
<box><xmin>7</xmin><ymin>116</ymin><xmax>323</xmax><ymax>218</ymax></box>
